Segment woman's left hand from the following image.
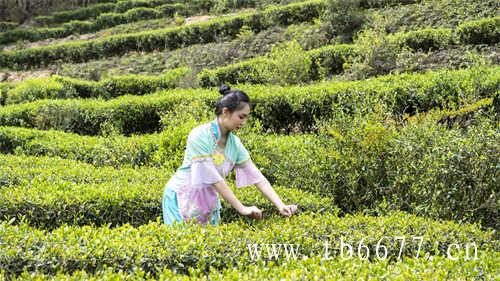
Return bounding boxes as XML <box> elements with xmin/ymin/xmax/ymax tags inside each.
<box><xmin>278</xmin><ymin>204</ymin><xmax>298</xmax><ymax>217</ymax></box>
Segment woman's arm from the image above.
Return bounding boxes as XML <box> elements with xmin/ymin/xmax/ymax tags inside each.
<box><xmin>213</xmin><ymin>180</ymin><xmax>262</xmax><ymax>219</ymax></box>
<box><xmin>254</xmin><ymin>179</ymin><xmax>285</xmax><ymax>210</ymax></box>
<box><xmin>255</xmin><ymin>178</ymin><xmax>298</xmax><ymax>217</ymax></box>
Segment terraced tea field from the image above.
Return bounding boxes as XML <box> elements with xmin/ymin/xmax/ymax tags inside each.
<box><xmin>0</xmin><ymin>0</ymin><xmax>498</xmax><ymax>279</ymax></box>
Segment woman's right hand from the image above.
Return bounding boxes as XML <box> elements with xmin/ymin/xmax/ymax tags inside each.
<box><xmin>239</xmin><ymin>206</ymin><xmax>262</xmax><ymax>220</ymax></box>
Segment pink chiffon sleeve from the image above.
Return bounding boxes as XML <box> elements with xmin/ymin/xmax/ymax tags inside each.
<box><xmin>191</xmin><ymin>157</ymin><xmax>224</xmax><ymax>188</ymax></box>
<box><xmin>235</xmin><ymin>159</ymin><xmax>266</xmax><ymax>188</ymax></box>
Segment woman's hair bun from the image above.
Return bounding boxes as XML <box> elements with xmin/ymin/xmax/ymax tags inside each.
<box><xmin>219</xmin><ymin>84</ymin><xmax>231</xmax><ymax>96</ymax></box>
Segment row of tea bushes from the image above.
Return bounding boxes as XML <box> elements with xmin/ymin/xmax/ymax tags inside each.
<box><xmin>0</xmin><ymin>154</ymin><xmax>167</xmax><ymax>228</ymax></box>
<box><xmin>8</xmin><ymin>0</ymin><xmax>426</xmax><ymax>45</ymax></box>
<box><xmin>12</xmin><ymin>1</ymin><xmax>313</xmax><ymax>45</ymax></box>
<box><xmin>112</xmin><ymin>0</ymin><xmax>189</xmax><ymax>14</ymax></box>
<box><xmin>2</xmin><ymin>67</ymin><xmax>192</xmax><ymax>105</ymax></box>
<box><xmin>0</xmin><ymin>153</ymin><xmax>167</xmax><ymax>186</ymax></box>
<box><xmin>0</xmin><ymin>154</ymin><xmax>334</xmax><ymax>228</ymax></box>
<box><xmin>0</xmin><ymin>4</ymin><xmax>188</xmax><ymax>45</ymax></box>
<box><xmin>33</xmin><ymin>0</ymin><xmax>178</xmax><ymax>26</ymax></box>
<box><xmin>0</xmin><ymin>0</ymin><xmax>325</xmax><ymax>69</ymax></box>
<box><xmin>0</xmin><ymin>211</ymin><xmax>497</xmax><ymax>277</ymax></box>
<box><xmin>455</xmin><ymin>16</ymin><xmax>500</xmax><ymax>45</ymax></box>
<box><xmin>31</xmin><ymin>0</ymin><xmax>419</xmax><ymax>26</ymax></box>
<box><xmin>33</xmin><ymin>0</ymin><xmax>305</xmax><ymax>26</ymax></box>
<box><xmin>198</xmin><ymin>44</ymin><xmax>357</xmax><ymax>87</ymax></box>
<box><xmin>0</xmin><ymin>96</ymin><xmax>494</xmax><ymax>169</ymax></box>
<box><xmin>373</xmin><ymin>0</ymin><xmax>499</xmax><ymax>34</ymax></box>
<box><xmin>0</xmin><ymin>126</ymin><xmax>162</xmax><ymax>167</ymax></box>
<box><xmin>6</xmin><ymin>253</ymin><xmax>499</xmax><ymax>280</ymax></box>
<box><xmin>0</xmin><ymin>21</ymin><xmax>18</xmax><ymax>32</ymax></box>
<box><xmin>0</xmin><ymin>66</ymin><xmax>497</xmax><ymax>135</ymax></box>
<box><xmin>390</xmin><ymin>16</ymin><xmax>499</xmax><ymax>51</ymax></box>
<box><xmin>35</xmin><ymin>2</ymin><xmax>115</xmax><ymax>26</ymax></box>
<box><xmin>179</xmin><ymin>254</ymin><xmax>500</xmax><ymax>280</ymax></box>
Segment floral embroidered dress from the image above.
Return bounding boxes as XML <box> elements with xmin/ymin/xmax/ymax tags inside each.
<box><xmin>162</xmin><ymin>118</ymin><xmax>266</xmax><ymax>226</ymax></box>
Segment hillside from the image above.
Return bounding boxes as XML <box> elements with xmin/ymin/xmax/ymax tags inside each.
<box><xmin>0</xmin><ymin>0</ymin><xmax>498</xmax><ymax>279</ymax></box>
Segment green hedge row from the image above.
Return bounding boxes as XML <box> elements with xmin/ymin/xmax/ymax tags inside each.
<box><xmin>114</xmin><ymin>0</ymin><xmax>180</xmax><ymax>13</ymax></box>
<box><xmin>0</xmin><ymin>212</ymin><xmax>496</xmax><ymax>277</ymax></box>
<box><xmin>3</xmin><ymin>96</ymin><xmax>490</xmax><ymax>168</ymax></box>
<box><xmin>359</xmin><ymin>0</ymin><xmax>418</xmax><ymax>8</ymax></box>
<box><xmin>0</xmin><ymin>26</ymin><xmax>66</xmax><ymax>46</ymax></box>
<box><xmin>32</xmin><ymin>0</ymin><xmax>305</xmax><ymax>27</ymax></box>
<box><xmin>389</xmin><ymin>16</ymin><xmax>500</xmax><ymax>51</ymax></box>
<box><xmin>33</xmin><ymin>0</ymin><xmax>173</xmax><ymax>26</ymax></box>
<box><xmin>0</xmin><ymin>0</ymin><xmax>325</xmax><ymax>70</ymax></box>
<box><xmin>6</xmin><ymin>253</ymin><xmax>500</xmax><ymax>280</ymax></box>
<box><xmin>197</xmin><ymin>28</ymin><xmax>454</xmax><ymax>87</ymax></box>
<box><xmin>0</xmin><ymin>154</ymin><xmax>330</xmax><ymax>229</ymax></box>
<box><xmin>0</xmin><ymin>154</ymin><xmax>166</xmax><ymax>228</ymax></box>
<box><xmin>0</xmin><ymin>21</ymin><xmax>18</xmax><ymax>32</ymax></box>
<box><xmin>2</xmin><ymin>67</ymin><xmax>191</xmax><ymax>105</ymax></box>
<box><xmin>390</xmin><ymin>28</ymin><xmax>454</xmax><ymax>51</ymax></box>
<box><xmin>95</xmin><ymin>4</ymin><xmax>187</xmax><ymax>27</ymax></box>
<box><xmin>180</xmin><ymin>254</ymin><xmax>500</xmax><ymax>280</ymax></box>
<box><xmin>34</xmin><ymin>2</ymin><xmax>115</xmax><ymax>26</ymax></box>
<box><xmin>0</xmin><ymin>66</ymin><xmax>497</xmax><ymax>136</ymax></box>
<box><xmin>0</xmin><ymin>126</ymin><xmax>162</xmax><ymax>167</ymax></box>
<box><xmin>1</xmin><ymin>4</ymin><xmax>188</xmax><ymax>45</ymax></box>
<box><xmin>0</xmin><ymin>42</ymin><xmax>351</xmax><ymax>102</ymax></box>
<box><xmin>198</xmin><ymin>44</ymin><xmax>357</xmax><ymax>87</ymax></box>
<box><xmin>0</xmin><ymin>103</ymin><xmax>208</xmax><ymax>169</ymax></box>
<box><xmin>456</xmin><ymin>16</ymin><xmax>500</xmax><ymax>45</ymax></box>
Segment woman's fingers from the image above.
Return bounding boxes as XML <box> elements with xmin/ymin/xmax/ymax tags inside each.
<box><xmin>253</xmin><ymin>207</ymin><xmax>262</xmax><ymax>219</ymax></box>
<box><xmin>279</xmin><ymin>206</ymin><xmax>290</xmax><ymax>216</ymax></box>
<box><xmin>247</xmin><ymin>206</ymin><xmax>262</xmax><ymax>220</ymax></box>
<box><xmin>244</xmin><ymin>205</ymin><xmax>300</xmax><ymax>219</ymax></box>
<box><xmin>279</xmin><ymin>204</ymin><xmax>298</xmax><ymax>217</ymax></box>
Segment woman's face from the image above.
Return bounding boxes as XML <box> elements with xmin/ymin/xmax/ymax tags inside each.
<box><xmin>223</xmin><ymin>103</ymin><xmax>250</xmax><ymax>131</ymax></box>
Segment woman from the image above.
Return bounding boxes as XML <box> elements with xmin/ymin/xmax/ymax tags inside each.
<box><xmin>162</xmin><ymin>84</ymin><xmax>298</xmax><ymax>226</ymax></box>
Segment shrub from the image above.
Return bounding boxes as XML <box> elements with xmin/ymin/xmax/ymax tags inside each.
<box><xmin>323</xmin><ymin>0</ymin><xmax>366</xmax><ymax>42</ymax></box>
<box><xmin>198</xmin><ymin>43</ymin><xmax>357</xmax><ymax>87</ymax></box>
<box><xmin>0</xmin><ymin>21</ymin><xmax>18</xmax><ymax>32</ymax></box>
<box><xmin>391</xmin><ymin>28</ymin><xmax>453</xmax><ymax>52</ymax></box>
<box><xmin>5</xmin><ymin>78</ymin><xmax>78</xmax><ymax>104</ymax></box>
<box><xmin>3</xmin><ymin>67</ymin><xmax>192</xmax><ymax>104</ymax></box>
<box><xmin>456</xmin><ymin>16</ymin><xmax>500</xmax><ymax>45</ymax></box>
<box><xmin>257</xmin><ymin>40</ymin><xmax>314</xmax><ymax>85</ymax></box>
<box><xmin>344</xmin><ymin>15</ymin><xmax>400</xmax><ymax>79</ymax></box>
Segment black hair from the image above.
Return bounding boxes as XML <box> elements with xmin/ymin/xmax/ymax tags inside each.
<box><xmin>215</xmin><ymin>84</ymin><xmax>251</xmax><ymax>116</ymax></box>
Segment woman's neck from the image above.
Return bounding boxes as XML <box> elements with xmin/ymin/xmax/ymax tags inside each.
<box><xmin>216</xmin><ymin>116</ymin><xmax>229</xmax><ymax>139</ymax></box>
